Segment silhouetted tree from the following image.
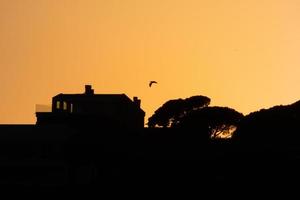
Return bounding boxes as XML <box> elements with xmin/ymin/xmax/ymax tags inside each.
<box><xmin>148</xmin><ymin>95</ymin><xmax>211</xmax><ymax>128</ymax></box>
<box><xmin>233</xmin><ymin>100</ymin><xmax>300</xmax><ymax>146</ymax></box>
<box><xmin>177</xmin><ymin>106</ymin><xmax>244</xmax><ymax>139</ymax></box>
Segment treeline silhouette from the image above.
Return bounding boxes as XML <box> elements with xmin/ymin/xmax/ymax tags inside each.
<box><xmin>1</xmin><ymin>94</ymin><xmax>300</xmax><ymax>193</ymax></box>
<box><xmin>149</xmin><ymin>95</ymin><xmax>300</xmax><ymax>147</ymax></box>
<box><xmin>234</xmin><ymin>100</ymin><xmax>300</xmax><ymax>146</ymax></box>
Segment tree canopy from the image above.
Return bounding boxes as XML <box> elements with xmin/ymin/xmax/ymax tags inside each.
<box><xmin>233</xmin><ymin>100</ymin><xmax>300</xmax><ymax>145</ymax></box>
<box><xmin>147</xmin><ymin>95</ymin><xmax>211</xmax><ymax>128</ymax></box>
<box><xmin>176</xmin><ymin>106</ymin><xmax>244</xmax><ymax>139</ymax></box>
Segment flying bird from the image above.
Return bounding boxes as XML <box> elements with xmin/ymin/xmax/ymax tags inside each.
<box><xmin>149</xmin><ymin>81</ymin><xmax>158</xmax><ymax>87</ymax></box>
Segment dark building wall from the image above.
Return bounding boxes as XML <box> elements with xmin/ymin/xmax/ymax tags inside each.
<box><xmin>36</xmin><ymin>112</ymin><xmax>144</xmax><ymax>129</ymax></box>
<box><xmin>47</xmin><ymin>99</ymin><xmax>144</xmax><ymax>128</ymax></box>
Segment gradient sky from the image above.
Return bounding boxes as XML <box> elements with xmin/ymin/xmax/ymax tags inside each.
<box><xmin>1</xmin><ymin>0</ymin><xmax>300</xmax><ymax>124</ymax></box>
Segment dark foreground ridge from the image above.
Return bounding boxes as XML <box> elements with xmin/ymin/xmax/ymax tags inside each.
<box><xmin>1</xmin><ymin>85</ymin><xmax>300</xmax><ymax>194</ymax></box>
<box><xmin>1</xmin><ymin>125</ymin><xmax>300</xmax><ymax>194</ymax></box>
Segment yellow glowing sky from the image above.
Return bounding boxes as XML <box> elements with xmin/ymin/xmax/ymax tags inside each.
<box><xmin>1</xmin><ymin>0</ymin><xmax>300</xmax><ymax>124</ymax></box>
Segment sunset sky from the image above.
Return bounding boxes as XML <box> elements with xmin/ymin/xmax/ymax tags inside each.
<box><xmin>1</xmin><ymin>0</ymin><xmax>300</xmax><ymax>124</ymax></box>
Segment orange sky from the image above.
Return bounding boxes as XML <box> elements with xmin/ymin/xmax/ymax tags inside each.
<box><xmin>1</xmin><ymin>0</ymin><xmax>300</xmax><ymax>124</ymax></box>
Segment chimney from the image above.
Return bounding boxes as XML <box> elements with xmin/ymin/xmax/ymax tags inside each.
<box><xmin>85</xmin><ymin>85</ymin><xmax>94</xmax><ymax>95</ymax></box>
<box><xmin>133</xmin><ymin>96</ymin><xmax>141</xmax><ymax>108</ymax></box>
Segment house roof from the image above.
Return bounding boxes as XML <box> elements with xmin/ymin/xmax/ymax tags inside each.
<box><xmin>53</xmin><ymin>93</ymin><xmax>130</xmax><ymax>101</ymax></box>
<box><xmin>53</xmin><ymin>93</ymin><xmax>144</xmax><ymax>113</ymax></box>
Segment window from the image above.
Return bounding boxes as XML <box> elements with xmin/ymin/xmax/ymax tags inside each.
<box><xmin>56</xmin><ymin>101</ymin><xmax>61</xmax><ymax>109</ymax></box>
<box><xmin>70</xmin><ymin>103</ymin><xmax>73</xmax><ymax>113</ymax></box>
<box><xmin>63</xmin><ymin>101</ymin><xmax>67</xmax><ymax>110</ymax></box>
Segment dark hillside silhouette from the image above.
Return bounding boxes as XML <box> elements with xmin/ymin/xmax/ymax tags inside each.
<box><xmin>1</xmin><ymin>86</ymin><xmax>300</xmax><ymax>193</ymax></box>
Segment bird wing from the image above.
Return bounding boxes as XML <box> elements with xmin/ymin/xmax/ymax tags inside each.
<box><xmin>149</xmin><ymin>81</ymin><xmax>158</xmax><ymax>87</ymax></box>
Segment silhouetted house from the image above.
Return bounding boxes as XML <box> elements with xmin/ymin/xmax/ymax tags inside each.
<box><xmin>36</xmin><ymin>85</ymin><xmax>145</xmax><ymax>129</ymax></box>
